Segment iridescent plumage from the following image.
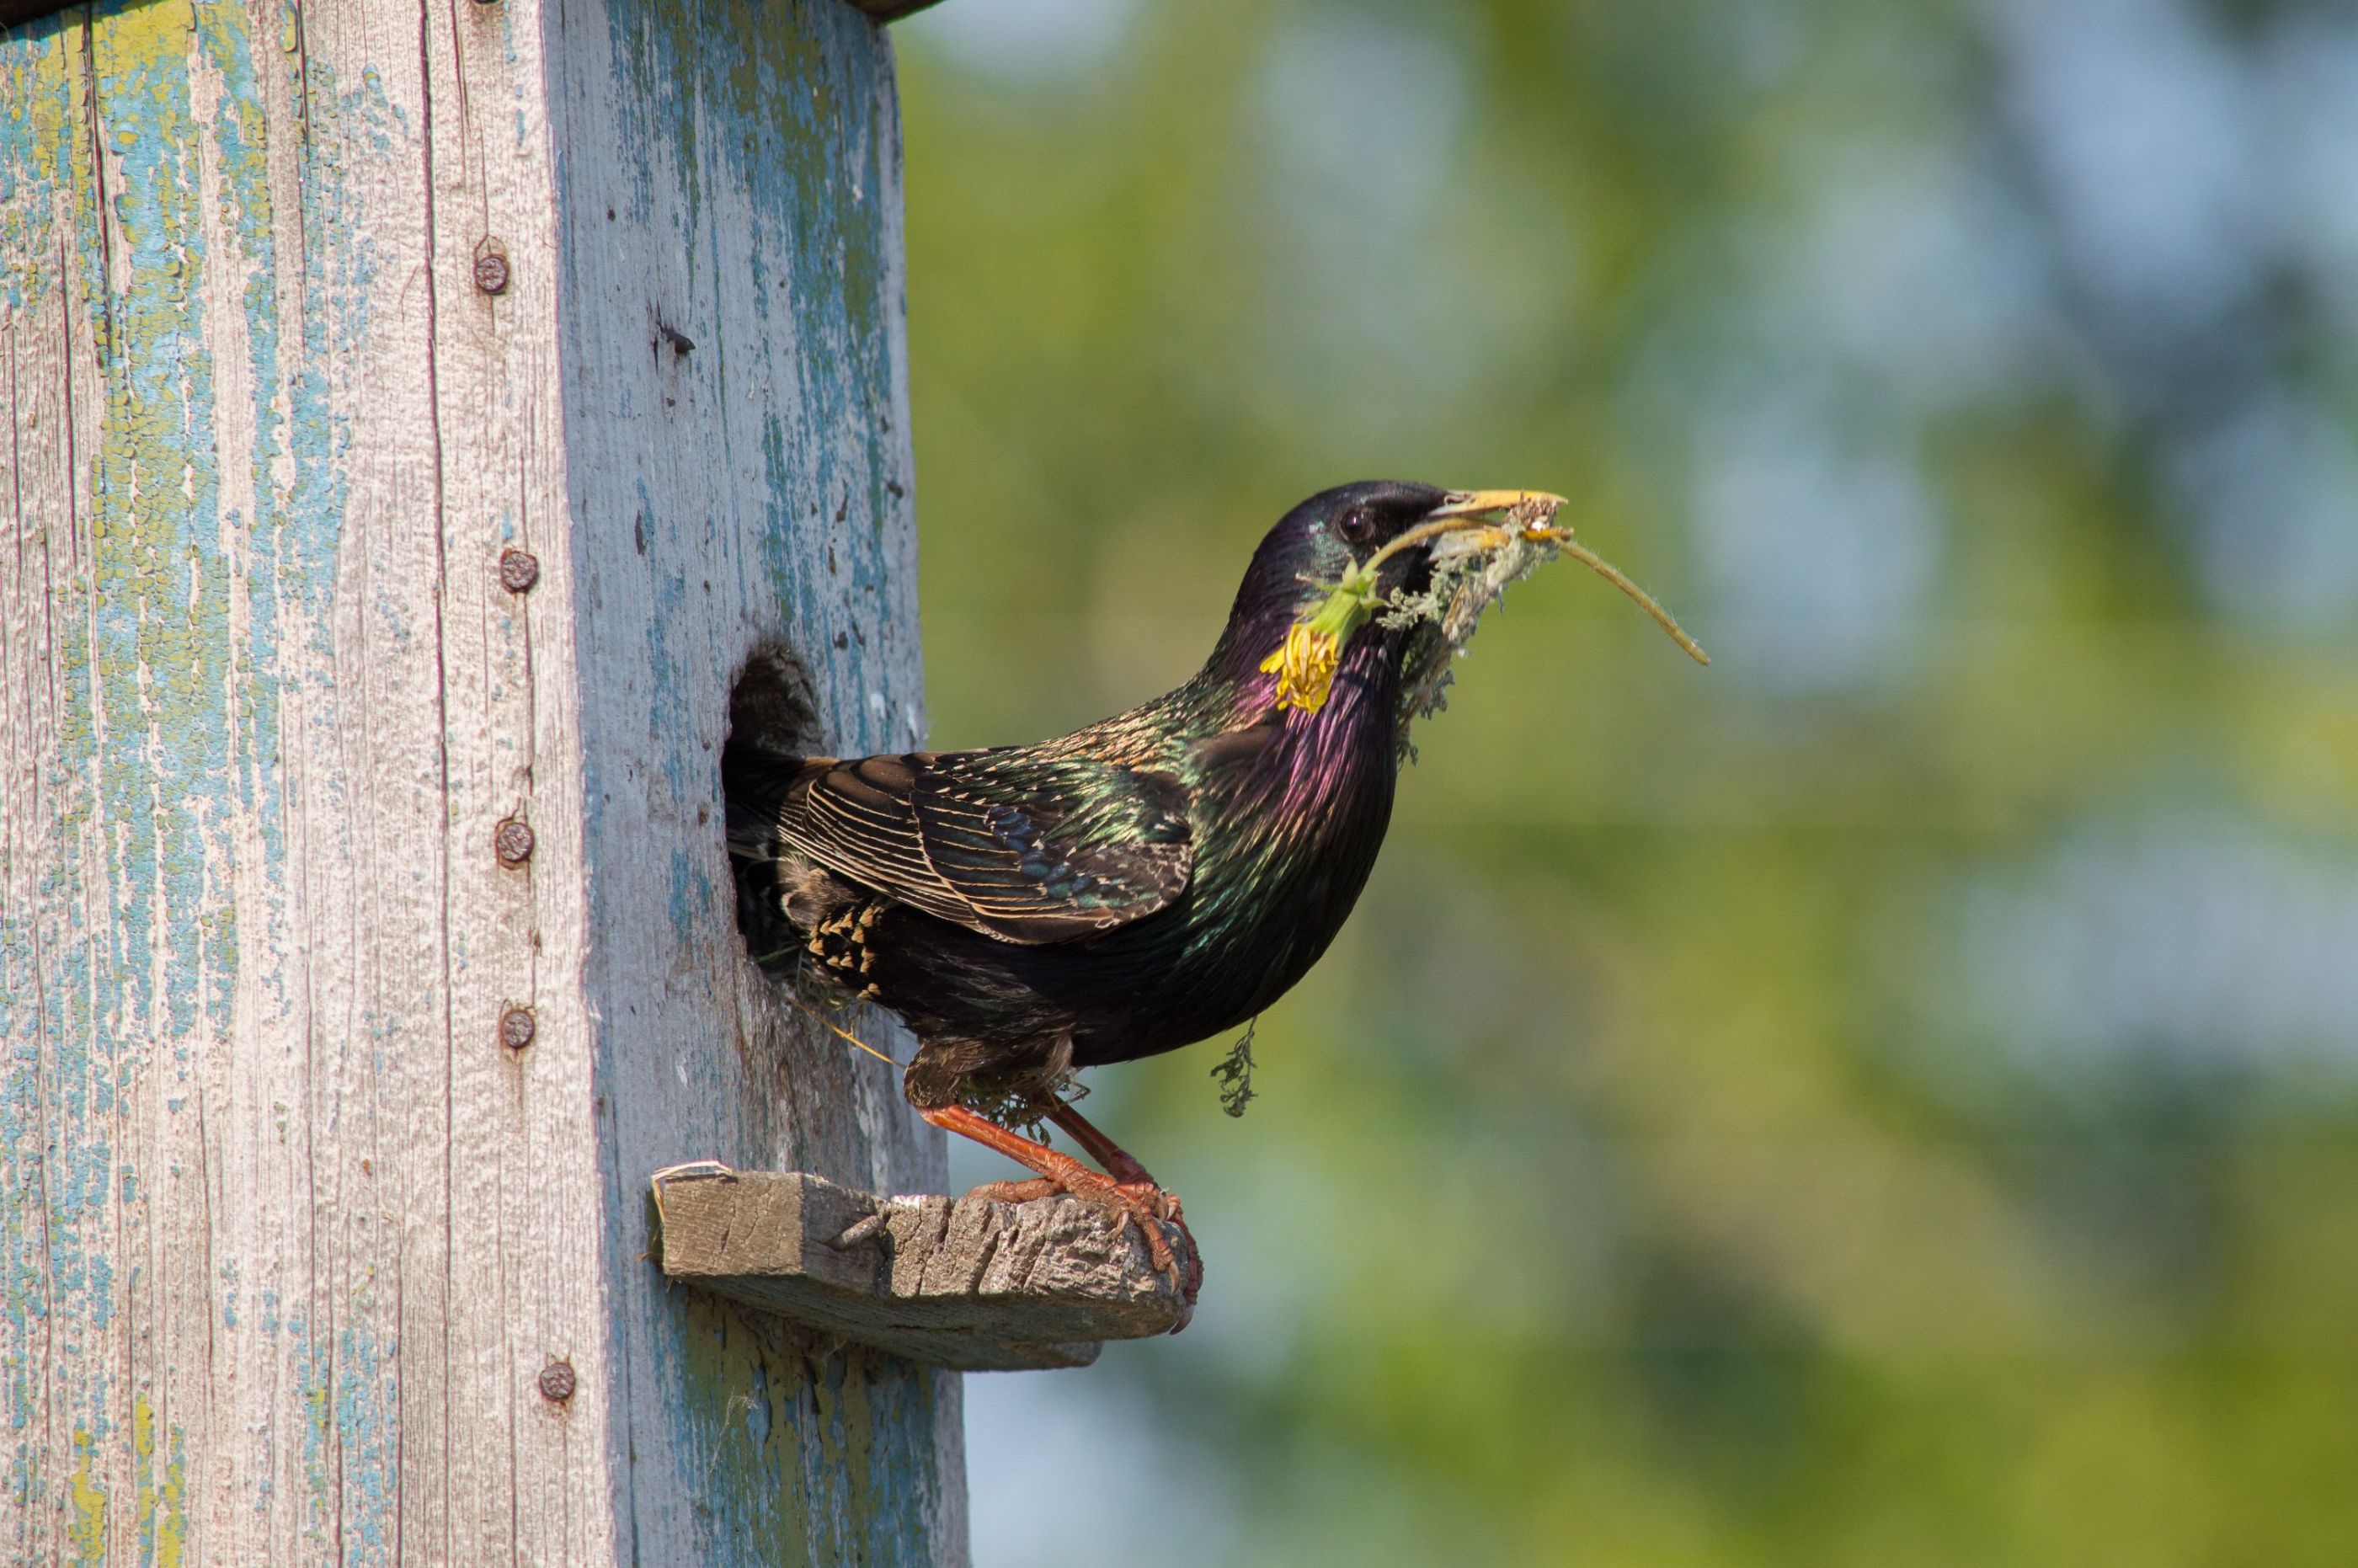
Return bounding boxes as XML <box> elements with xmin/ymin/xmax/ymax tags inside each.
<box><xmin>727</xmin><ymin>481</ymin><xmax>1454</xmax><ymax>1113</ymax></box>
<box><xmin>725</xmin><ymin>481</ymin><xmax>1480</xmax><ymax>1299</ymax></box>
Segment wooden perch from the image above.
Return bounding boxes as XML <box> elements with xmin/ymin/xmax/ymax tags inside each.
<box><xmin>650</xmin><ymin>1164</ymin><xmax>1193</xmax><ymax>1371</ymax></box>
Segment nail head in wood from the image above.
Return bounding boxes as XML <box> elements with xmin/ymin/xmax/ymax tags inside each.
<box><xmin>537</xmin><ymin>1360</ymin><xmax>575</xmax><ymax>1403</ymax></box>
<box><xmin>494</xmin><ymin>818</ymin><xmax>536</xmax><ymax>867</ymax></box>
<box><xmin>474</xmin><ymin>248</ymin><xmax>510</xmax><ymax>296</ymax></box>
<box><xmin>499</xmin><ymin>547</ymin><xmax>541</xmax><ymax>594</ymax></box>
<box><xmin>499</xmin><ymin>1006</ymin><xmax>536</xmax><ymax>1051</ymax></box>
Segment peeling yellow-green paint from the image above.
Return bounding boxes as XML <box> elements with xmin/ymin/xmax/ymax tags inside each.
<box><xmin>664</xmin><ymin>1290</ymin><xmax>952</xmax><ymax>1563</ymax></box>
<box><xmin>5</xmin><ymin>0</ymin><xmax>364</xmax><ymax>1555</ymax></box>
<box><xmin>67</xmin><ymin>1431</ymin><xmax>107</xmax><ymax>1565</ymax></box>
<box><xmin>133</xmin><ymin>1394</ymin><xmax>189</xmax><ymax>1567</ymax></box>
<box><xmin>672</xmin><ymin>1294</ymin><xmax>815</xmax><ymax>1560</ymax></box>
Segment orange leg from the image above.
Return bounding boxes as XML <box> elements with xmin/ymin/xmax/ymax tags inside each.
<box><xmin>1045</xmin><ymin>1100</ymin><xmax>1156</xmax><ymax>1188</ymax></box>
<box><xmin>920</xmin><ymin>1103</ymin><xmax>1200</xmax><ymax>1306</ymax></box>
<box><xmin>1045</xmin><ymin>1101</ymin><xmax>1202</xmax><ymax>1302</ymax></box>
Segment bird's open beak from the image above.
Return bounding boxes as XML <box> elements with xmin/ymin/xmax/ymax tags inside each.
<box><xmin>1427</xmin><ymin>488</ymin><xmax>1569</xmax><ymax>520</ymax></box>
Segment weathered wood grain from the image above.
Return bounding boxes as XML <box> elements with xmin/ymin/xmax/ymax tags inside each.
<box><xmin>2</xmin><ymin>0</ymin><xmax>963</xmax><ymax>1562</ymax></box>
<box><xmin>651</xmin><ymin>1165</ymin><xmax>1192</xmax><ymax>1372</ymax></box>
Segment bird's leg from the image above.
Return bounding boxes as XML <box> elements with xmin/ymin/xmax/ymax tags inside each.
<box><xmin>920</xmin><ymin>1104</ymin><xmax>1199</xmax><ymax>1305</ymax></box>
<box><xmin>1042</xmin><ymin>1099</ymin><xmax>1156</xmax><ymax>1188</ymax></box>
<box><xmin>1044</xmin><ymin>1099</ymin><xmax>1203</xmax><ymax>1304</ymax></box>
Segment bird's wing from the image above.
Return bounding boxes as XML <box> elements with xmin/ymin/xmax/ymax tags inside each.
<box><xmin>764</xmin><ymin>749</ymin><xmax>1194</xmax><ymax>945</ymax></box>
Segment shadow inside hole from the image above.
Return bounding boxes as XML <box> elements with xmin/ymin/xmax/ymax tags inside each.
<box><xmin>729</xmin><ymin>642</ymin><xmax>822</xmax><ymax>758</ymax></box>
<box><xmin>724</xmin><ymin>642</ymin><xmax>821</xmax><ymax>972</ymax></box>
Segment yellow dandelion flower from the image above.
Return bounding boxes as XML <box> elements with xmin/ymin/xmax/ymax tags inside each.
<box><xmin>1262</xmin><ymin>559</ymin><xmax>1382</xmax><ymax>713</ymax></box>
<box><xmin>1261</xmin><ymin>621</ymin><xmax>1342</xmax><ymax>712</ymax></box>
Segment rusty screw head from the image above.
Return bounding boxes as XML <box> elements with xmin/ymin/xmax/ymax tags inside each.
<box><xmin>499</xmin><ymin>1006</ymin><xmax>536</xmax><ymax>1051</ymax></box>
<box><xmin>537</xmin><ymin>1360</ymin><xmax>575</xmax><ymax>1404</ymax></box>
<box><xmin>494</xmin><ymin>817</ymin><xmax>536</xmax><ymax>867</ymax></box>
<box><xmin>499</xmin><ymin>548</ymin><xmax>540</xmax><ymax>595</ymax></box>
<box><xmin>474</xmin><ymin>250</ymin><xmax>510</xmax><ymax>296</ymax></box>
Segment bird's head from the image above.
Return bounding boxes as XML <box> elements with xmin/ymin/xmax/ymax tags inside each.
<box><xmin>1214</xmin><ymin>481</ymin><xmax>1567</xmax><ymax>712</ymax></box>
<box><xmin>1257</xmin><ymin>480</ymin><xmax>1554</xmax><ymax>600</ymax></box>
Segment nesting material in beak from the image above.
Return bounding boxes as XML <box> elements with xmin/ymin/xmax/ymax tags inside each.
<box><xmin>1383</xmin><ymin>490</ymin><xmax>1709</xmax><ymax>753</ymax></box>
<box><xmin>1426</xmin><ymin>488</ymin><xmax>1571</xmax><ymax>522</ymax></box>
<box><xmin>1262</xmin><ymin>487</ymin><xmax>1707</xmax><ymax>721</ymax></box>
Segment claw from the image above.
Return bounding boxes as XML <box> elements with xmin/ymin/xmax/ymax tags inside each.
<box><xmin>923</xmin><ymin>1102</ymin><xmax>1203</xmax><ymax>1312</ymax></box>
<box><xmin>958</xmin><ymin>1165</ymin><xmax>1198</xmax><ymax>1309</ymax></box>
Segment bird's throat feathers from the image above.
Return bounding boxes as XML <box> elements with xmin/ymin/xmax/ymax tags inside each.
<box><xmin>1182</xmin><ymin>537</ymin><xmax>1410</xmax><ymax>803</ymax></box>
<box><xmin>1190</xmin><ymin>626</ymin><xmax>1401</xmax><ymax>1016</ymax></box>
<box><xmin>1270</xmin><ymin>633</ymin><xmax>1400</xmax><ymax>812</ymax></box>
<box><xmin>1192</xmin><ymin>617</ymin><xmax>1403</xmax><ymax>832</ymax></box>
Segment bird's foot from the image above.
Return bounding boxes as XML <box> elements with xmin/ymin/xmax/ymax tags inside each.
<box><xmin>970</xmin><ymin>1167</ymin><xmax>1203</xmax><ymax>1307</ymax></box>
<box><xmin>921</xmin><ymin>1101</ymin><xmax>1203</xmax><ymax>1315</ymax></box>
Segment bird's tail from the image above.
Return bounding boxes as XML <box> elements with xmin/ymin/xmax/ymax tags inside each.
<box><xmin>721</xmin><ymin>739</ymin><xmax>806</xmax><ymax>855</ymax></box>
<box><xmin>721</xmin><ymin>739</ymin><xmax>814</xmax><ymax>972</ymax></box>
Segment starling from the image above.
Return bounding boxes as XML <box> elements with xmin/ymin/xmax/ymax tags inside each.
<box><xmin>726</xmin><ymin>482</ymin><xmax>1697</xmax><ymax>1302</ymax></box>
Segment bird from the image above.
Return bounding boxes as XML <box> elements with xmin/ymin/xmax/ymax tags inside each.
<box><xmin>725</xmin><ymin>481</ymin><xmax>1623</xmax><ymax>1304</ymax></box>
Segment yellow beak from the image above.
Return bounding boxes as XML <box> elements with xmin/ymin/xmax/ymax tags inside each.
<box><xmin>1427</xmin><ymin>488</ymin><xmax>1569</xmax><ymax>519</ymax></box>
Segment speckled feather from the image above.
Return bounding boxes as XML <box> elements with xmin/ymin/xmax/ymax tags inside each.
<box><xmin>727</xmin><ymin>482</ymin><xmax>1450</xmax><ymax>1111</ymax></box>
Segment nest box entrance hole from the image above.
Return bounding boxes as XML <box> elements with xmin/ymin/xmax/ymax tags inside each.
<box><xmin>723</xmin><ymin>642</ymin><xmax>822</xmax><ymax>967</ymax></box>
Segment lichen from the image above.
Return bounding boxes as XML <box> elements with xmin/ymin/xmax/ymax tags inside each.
<box><xmin>1369</xmin><ymin>496</ymin><xmax>1710</xmax><ymax>761</ymax></box>
<box><xmin>1211</xmin><ymin>1017</ymin><xmax>1259</xmax><ymax>1117</ymax></box>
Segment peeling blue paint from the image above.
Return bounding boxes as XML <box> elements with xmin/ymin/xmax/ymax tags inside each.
<box><xmin>3</xmin><ymin>0</ymin><xmax>381</xmax><ymax>1557</ymax></box>
<box><xmin>11</xmin><ymin>0</ymin><xmax>944</xmax><ymax>1556</ymax></box>
<box><xmin>551</xmin><ymin>0</ymin><xmax>945</xmax><ymax>1559</ymax></box>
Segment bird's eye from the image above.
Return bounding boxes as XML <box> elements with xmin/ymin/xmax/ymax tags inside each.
<box><xmin>1338</xmin><ymin>508</ymin><xmax>1376</xmax><ymax>547</ymax></box>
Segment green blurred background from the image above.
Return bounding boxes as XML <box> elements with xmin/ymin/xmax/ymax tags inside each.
<box><xmin>888</xmin><ymin>1</ymin><xmax>2358</xmax><ymax>1562</ymax></box>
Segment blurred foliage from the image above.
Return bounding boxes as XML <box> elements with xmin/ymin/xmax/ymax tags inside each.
<box><xmin>893</xmin><ymin>0</ymin><xmax>2358</xmax><ymax>1562</ymax></box>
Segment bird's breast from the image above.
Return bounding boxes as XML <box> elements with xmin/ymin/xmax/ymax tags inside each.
<box><xmin>1078</xmin><ymin>653</ymin><xmax>1402</xmax><ymax>1054</ymax></box>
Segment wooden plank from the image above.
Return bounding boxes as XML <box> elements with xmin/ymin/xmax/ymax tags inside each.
<box><xmin>650</xmin><ymin>1165</ymin><xmax>1192</xmax><ymax>1372</ymax></box>
<box><xmin>2</xmin><ymin>0</ymin><xmax>964</xmax><ymax>1561</ymax></box>
<box><xmin>541</xmin><ymin>0</ymin><xmax>966</xmax><ymax>1556</ymax></box>
<box><xmin>0</xmin><ymin>2</ymin><xmax>613</xmax><ymax>1560</ymax></box>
